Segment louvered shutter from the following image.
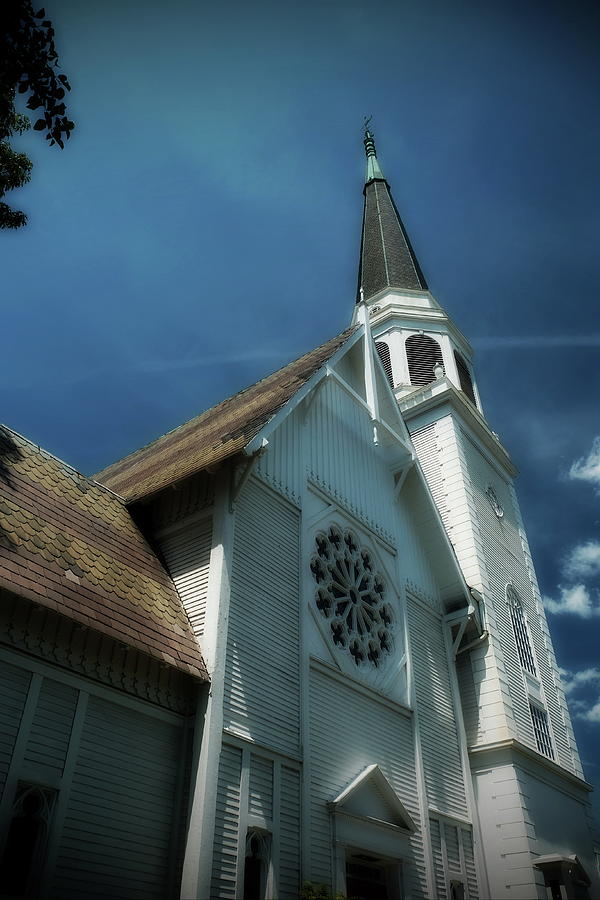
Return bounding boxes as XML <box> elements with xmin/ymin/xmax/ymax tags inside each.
<box><xmin>406</xmin><ymin>334</ymin><xmax>444</xmax><ymax>385</ymax></box>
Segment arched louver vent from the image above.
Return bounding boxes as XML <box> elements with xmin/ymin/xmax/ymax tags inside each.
<box><xmin>375</xmin><ymin>341</ymin><xmax>394</xmax><ymax>388</ymax></box>
<box><xmin>405</xmin><ymin>334</ymin><xmax>444</xmax><ymax>386</ymax></box>
<box><xmin>454</xmin><ymin>351</ymin><xmax>477</xmax><ymax>406</ymax></box>
<box><xmin>507</xmin><ymin>584</ymin><xmax>536</xmax><ymax>676</ymax></box>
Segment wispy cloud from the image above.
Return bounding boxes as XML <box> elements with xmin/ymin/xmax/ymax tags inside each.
<box><xmin>569</xmin><ymin>437</ymin><xmax>600</xmax><ymax>492</ymax></box>
<box><xmin>559</xmin><ymin>667</ymin><xmax>600</xmax><ymax>724</ymax></box>
<box><xmin>473</xmin><ymin>335</ymin><xmax>600</xmax><ymax>349</ymax></box>
<box><xmin>543</xmin><ymin>584</ymin><xmax>600</xmax><ymax>618</ymax></box>
<box><xmin>559</xmin><ymin>666</ymin><xmax>600</xmax><ymax>695</ymax></box>
<box><xmin>563</xmin><ymin>541</ymin><xmax>600</xmax><ymax>580</ymax></box>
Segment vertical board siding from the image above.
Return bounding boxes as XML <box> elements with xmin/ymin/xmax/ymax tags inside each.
<box><xmin>159</xmin><ymin>515</ymin><xmax>213</xmax><ymax>636</ymax></box>
<box><xmin>308</xmin><ymin>667</ymin><xmax>425</xmax><ymax>897</ymax></box>
<box><xmin>0</xmin><ymin>660</ymin><xmax>31</xmax><ymax>796</ymax></box>
<box><xmin>225</xmin><ymin>478</ymin><xmax>301</xmax><ymax>755</ymax></box>
<box><xmin>248</xmin><ymin>753</ymin><xmax>273</xmax><ymax>821</ymax></box>
<box><xmin>50</xmin><ymin>695</ymin><xmax>183</xmax><ymax>900</ymax></box>
<box><xmin>279</xmin><ymin>765</ymin><xmax>301</xmax><ymax>900</ymax></box>
<box><xmin>407</xmin><ymin>596</ymin><xmax>468</xmax><ymax>820</ymax></box>
<box><xmin>211</xmin><ymin>744</ymin><xmax>243</xmax><ymax>900</ymax></box>
<box><xmin>23</xmin><ymin>678</ymin><xmax>78</xmax><ymax>775</ymax></box>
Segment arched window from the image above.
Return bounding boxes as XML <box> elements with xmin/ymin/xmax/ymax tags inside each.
<box><xmin>375</xmin><ymin>341</ymin><xmax>394</xmax><ymax>388</ymax></box>
<box><xmin>405</xmin><ymin>334</ymin><xmax>444</xmax><ymax>386</ymax></box>
<box><xmin>0</xmin><ymin>783</ymin><xmax>57</xmax><ymax>898</ymax></box>
<box><xmin>243</xmin><ymin>830</ymin><xmax>270</xmax><ymax>900</ymax></box>
<box><xmin>507</xmin><ymin>584</ymin><xmax>536</xmax><ymax>675</ymax></box>
<box><xmin>454</xmin><ymin>351</ymin><xmax>477</xmax><ymax>406</ymax></box>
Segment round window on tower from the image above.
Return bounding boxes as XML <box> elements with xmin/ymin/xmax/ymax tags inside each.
<box><xmin>310</xmin><ymin>525</ymin><xmax>394</xmax><ymax>668</ymax></box>
<box><xmin>485</xmin><ymin>485</ymin><xmax>504</xmax><ymax>518</ymax></box>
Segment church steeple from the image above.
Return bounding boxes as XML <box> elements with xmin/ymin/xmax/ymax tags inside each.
<box><xmin>357</xmin><ymin>127</ymin><xmax>428</xmax><ymax>302</ymax></box>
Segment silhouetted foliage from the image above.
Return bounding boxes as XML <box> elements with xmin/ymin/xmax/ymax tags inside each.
<box><xmin>0</xmin><ymin>1</ymin><xmax>73</xmax><ymax>228</ymax></box>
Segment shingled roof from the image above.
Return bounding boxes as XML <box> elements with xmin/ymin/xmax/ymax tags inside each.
<box><xmin>95</xmin><ymin>329</ymin><xmax>356</xmax><ymax>502</ymax></box>
<box><xmin>0</xmin><ymin>426</ymin><xmax>208</xmax><ymax>680</ymax></box>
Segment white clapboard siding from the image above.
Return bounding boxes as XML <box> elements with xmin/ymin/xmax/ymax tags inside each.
<box><xmin>429</xmin><ymin>818</ymin><xmax>448</xmax><ymax>900</ymax></box>
<box><xmin>0</xmin><ymin>660</ymin><xmax>31</xmax><ymax>796</ymax></box>
<box><xmin>23</xmin><ymin>678</ymin><xmax>78</xmax><ymax>775</ymax></box>
<box><xmin>211</xmin><ymin>743</ymin><xmax>243</xmax><ymax>900</ymax></box>
<box><xmin>462</xmin><ymin>825</ymin><xmax>478</xmax><ymax>899</ymax></box>
<box><xmin>224</xmin><ymin>478</ymin><xmax>301</xmax><ymax>756</ymax></box>
<box><xmin>50</xmin><ymin>696</ymin><xmax>183</xmax><ymax>900</ymax></box>
<box><xmin>248</xmin><ymin>753</ymin><xmax>273</xmax><ymax>821</ymax></box>
<box><xmin>308</xmin><ymin>667</ymin><xmax>425</xmax><ymax>897</ymax></box>
<box><xmin>411</xmin><ymin>422</ymin><xmax>450</xmax><ymax>530</ymax></box>
<box><xmin>279</xmin><ymin>765</ymin><xmax>301</xmax><ymax>900</ymax></box>
<box><xmin>159</xmin><ymin>515</ymin><xmax>213</xmax><ymax>636</ymax></box>
<box><xmin>407</xmin><ymin>595</ymin><xmax>467</xmax><ymax>820</ymax></box>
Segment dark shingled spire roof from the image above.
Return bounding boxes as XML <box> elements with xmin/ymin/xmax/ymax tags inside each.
<box><xmin>357</xmin><ymin>129</ymin><xmax>428</xmax><ymax>302</ymax></box>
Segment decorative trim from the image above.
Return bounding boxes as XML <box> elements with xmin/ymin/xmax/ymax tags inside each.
<box><xmin>307</xmin><ymin>475</ymin><xmax>395</xmax><ymax>548</ymax></box>
<box><xmin>0</xmin><ymin>591</ymin><xmax>196</xmax><ymax>714</ymax></box>
<box><xmin>309</xmin><ymin>656</ymin><xmax>412</xmax><ymax>718</ymax></box>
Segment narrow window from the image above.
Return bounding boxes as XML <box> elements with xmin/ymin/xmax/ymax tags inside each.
<box><xmin>243</xmin><ymin>830</ymin><xmax>270</xmax><ymax>900</ymax></box>
<box><xmin>405</xmin><ymin>334</ymin><xmax>444</xmax><ymax>386</ymax></box>
<box><xmin>507</xmin><ymin>584</ymin><xmax>536</xmax><ymax>675</ymax></box>
<box><xmin>529</xmin><ymin>702</ymin><xmax>554</xmax><ymax>759</ymax></box>
<box><xmin>375</xmin><ymin>341</ymin><xmax>394</xmax><ymax>388</ymax></box>
<box><xmin>0</xmin><ymin>783</ymin><xmax>57</xmax><ymax>898</ymax></box>
<box><xmin>453</xmin><ymin>351</ymin><xmax>477</xmax><ymax>406</ymax></box>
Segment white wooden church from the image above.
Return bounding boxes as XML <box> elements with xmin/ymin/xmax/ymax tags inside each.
<box><xmin>0</xmin><ymin>130</ymin><xmax>598</xmax><ymax>900</ymax></box>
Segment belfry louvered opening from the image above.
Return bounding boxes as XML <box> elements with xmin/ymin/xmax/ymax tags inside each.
<box><xmin>405</xmin><ymin>334</ymin><xmax>444</xmax><ymax>386</ymax></box>
<box><xmin>507</xmin><ymin>584</ymin><xmax>536</xmax><ymax>676</ymax></box>
<box><xmin>375</xmin><ymin>341</ymin><xmax>394</xmax><ymax>388</ymax></box>
<box><xmin>454</xmin><ymin>351</ymin><xmax>476</xmax><ymax>406</ymax></box>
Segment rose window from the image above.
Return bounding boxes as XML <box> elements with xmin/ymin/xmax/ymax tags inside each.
<box><xmin>310</xmin><ymin>525</ymin><xmax>394</xmax><ymax>668</ymax></box>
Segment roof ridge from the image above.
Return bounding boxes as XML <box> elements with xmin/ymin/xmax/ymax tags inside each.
<box><xmin>0</xmin><ymin>423</ymin><xmax>126</xmax><ymax>502</ymax></box>
<box><xmin>94</xmin><ymin>327</ymin><xmax>356</xmax><ymax>485</ymax></box>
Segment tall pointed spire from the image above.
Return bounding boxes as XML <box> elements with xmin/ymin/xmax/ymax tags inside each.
<box><xmin>357</xmin><ymin>126</ymin><xmax>428</xmax><ymax>302</ymax></box>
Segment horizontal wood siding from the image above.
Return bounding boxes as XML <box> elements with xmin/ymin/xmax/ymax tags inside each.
<box><xmin>23</xmin><ymin>678</ymin><xmax>77</xmax><ymax>775</ymax></box>
<box><xmin>50</xmin><ymin>695</ymin><xmax>183</xmax><ymax>900</ymax></box>
<box><xmin>159</xmin><ymin>515</ymin><xmax>213</xmax><ymax>637</ymax></box>
<box><xmin>279</xmin><ymin>765</ymin><xmax>301</xmax><ymax>900</ymax></box>
<box><xmin>225</xmin><ymin>478</ymin><xmax>301</xmax><ymax>755</ymax></box>
<box><xmin>0</xmin><ymin>660</ymin><xmax>30</xmax><ymax>796</ymax></box>
<box><xmin>211</xmin><ymin>743</ymin><xmax>243</xmax><ymax>900</ymax></box>
<box><xmin>411</xmin><ymin>423</ymin><xmax>450</xmax><ymax>530</ymax></box>
<box><xmin>249</xmin><ymin>753</ymin><xmax>273</xmax><ymax>821</ymax></box>
<box><xmin>308</xmin><ymin>667</ymin><xmax>425</xmax><ymax>897</ymax></box>
<box><xmin>407</xmin><ymin>595</ymin><xmax>467</xmax><ymax>820</ymax></box>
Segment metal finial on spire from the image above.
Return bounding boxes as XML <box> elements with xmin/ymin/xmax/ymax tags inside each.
<box><xmin>362</xmin><ymin>118</ymin><xmax>384</xmax><ymax>182</ymax></box>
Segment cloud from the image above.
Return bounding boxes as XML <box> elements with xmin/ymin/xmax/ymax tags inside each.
<box><xmin>559</xmin><ymin>667</ymin><xmax>600</xmax><ymax>724</ymax></box>
<box><xmin>569</xmin><ymin>437</ymin><xmax>600</xmax><ymax>491</ymax></box>
<box><xmin>559</xmin><ymin>666</ymin><xmax>600</xmax><ymax>695</ymax></box>
<box><xmin>543</xmin><ymin>584</ymin><xmax>600</xmax><ymax>618</ymax></box>
<box><xmin>473</xmin><ymin>335</ymin><xmax>600</xmax><ymax>349</ymax></box>
<box><xmin>563</xmin><ymin>541</ymin><xmax>600</xmax><ymax>580</ymax></box>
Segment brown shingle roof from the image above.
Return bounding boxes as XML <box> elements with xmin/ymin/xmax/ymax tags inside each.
<box><xmin>0</xmin><ymin>426</ymin><xmax>208</xmax><ymax>681</ymax></box>
<box><xmin>95</xmin><ymin>329</ymin><xmax>356</xmax><ymax>502</ymax></box>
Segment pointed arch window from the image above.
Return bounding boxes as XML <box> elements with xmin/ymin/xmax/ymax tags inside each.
<box><xmin>375</xmin><ymin>341</ymin><xmax>394</xmax><ymax>388</ymax></box>
<box><xmin>507</xmin><ymin>584</ymin><xmax>536</xmax><ymax>676</ymax></box>
<box><xmin>405</xmin><ymin>334</ymin><xmax>444</xmax><ymax>386</ymax></box>
<box><xmin>453</xmin><ymin>351</ymin><xmax>477</xmax><ymax>406</ymax></box>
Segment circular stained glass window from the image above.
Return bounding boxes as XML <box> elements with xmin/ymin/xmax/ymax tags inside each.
<box><xmin>310</xmin><ymin>525</ymin><xmax>393</xmax><ymax>668</ymax></box>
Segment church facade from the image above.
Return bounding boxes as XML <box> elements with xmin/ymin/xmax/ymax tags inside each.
<box><xmin>0</xmin><ymin>131</ymin><xmax>598</xmax><ymax>899</ymax></box>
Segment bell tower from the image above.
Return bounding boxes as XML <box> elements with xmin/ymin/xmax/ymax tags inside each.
<box><xmin>353</xmin><ymin>127</ymin><xmax>598</xmax><ymax>900</ymax></box>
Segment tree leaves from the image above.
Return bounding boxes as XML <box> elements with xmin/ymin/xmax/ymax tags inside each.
<box><xmin>0</xmin><ymin>0</ymin><xmax>74</xmax><ymax>228</ymax></box>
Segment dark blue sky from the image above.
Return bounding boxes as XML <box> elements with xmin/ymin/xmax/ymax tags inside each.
<box><xmin>2</xmin><ymin>0</ymin><xmax>599</xmax><ymax>810</ymax></box>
